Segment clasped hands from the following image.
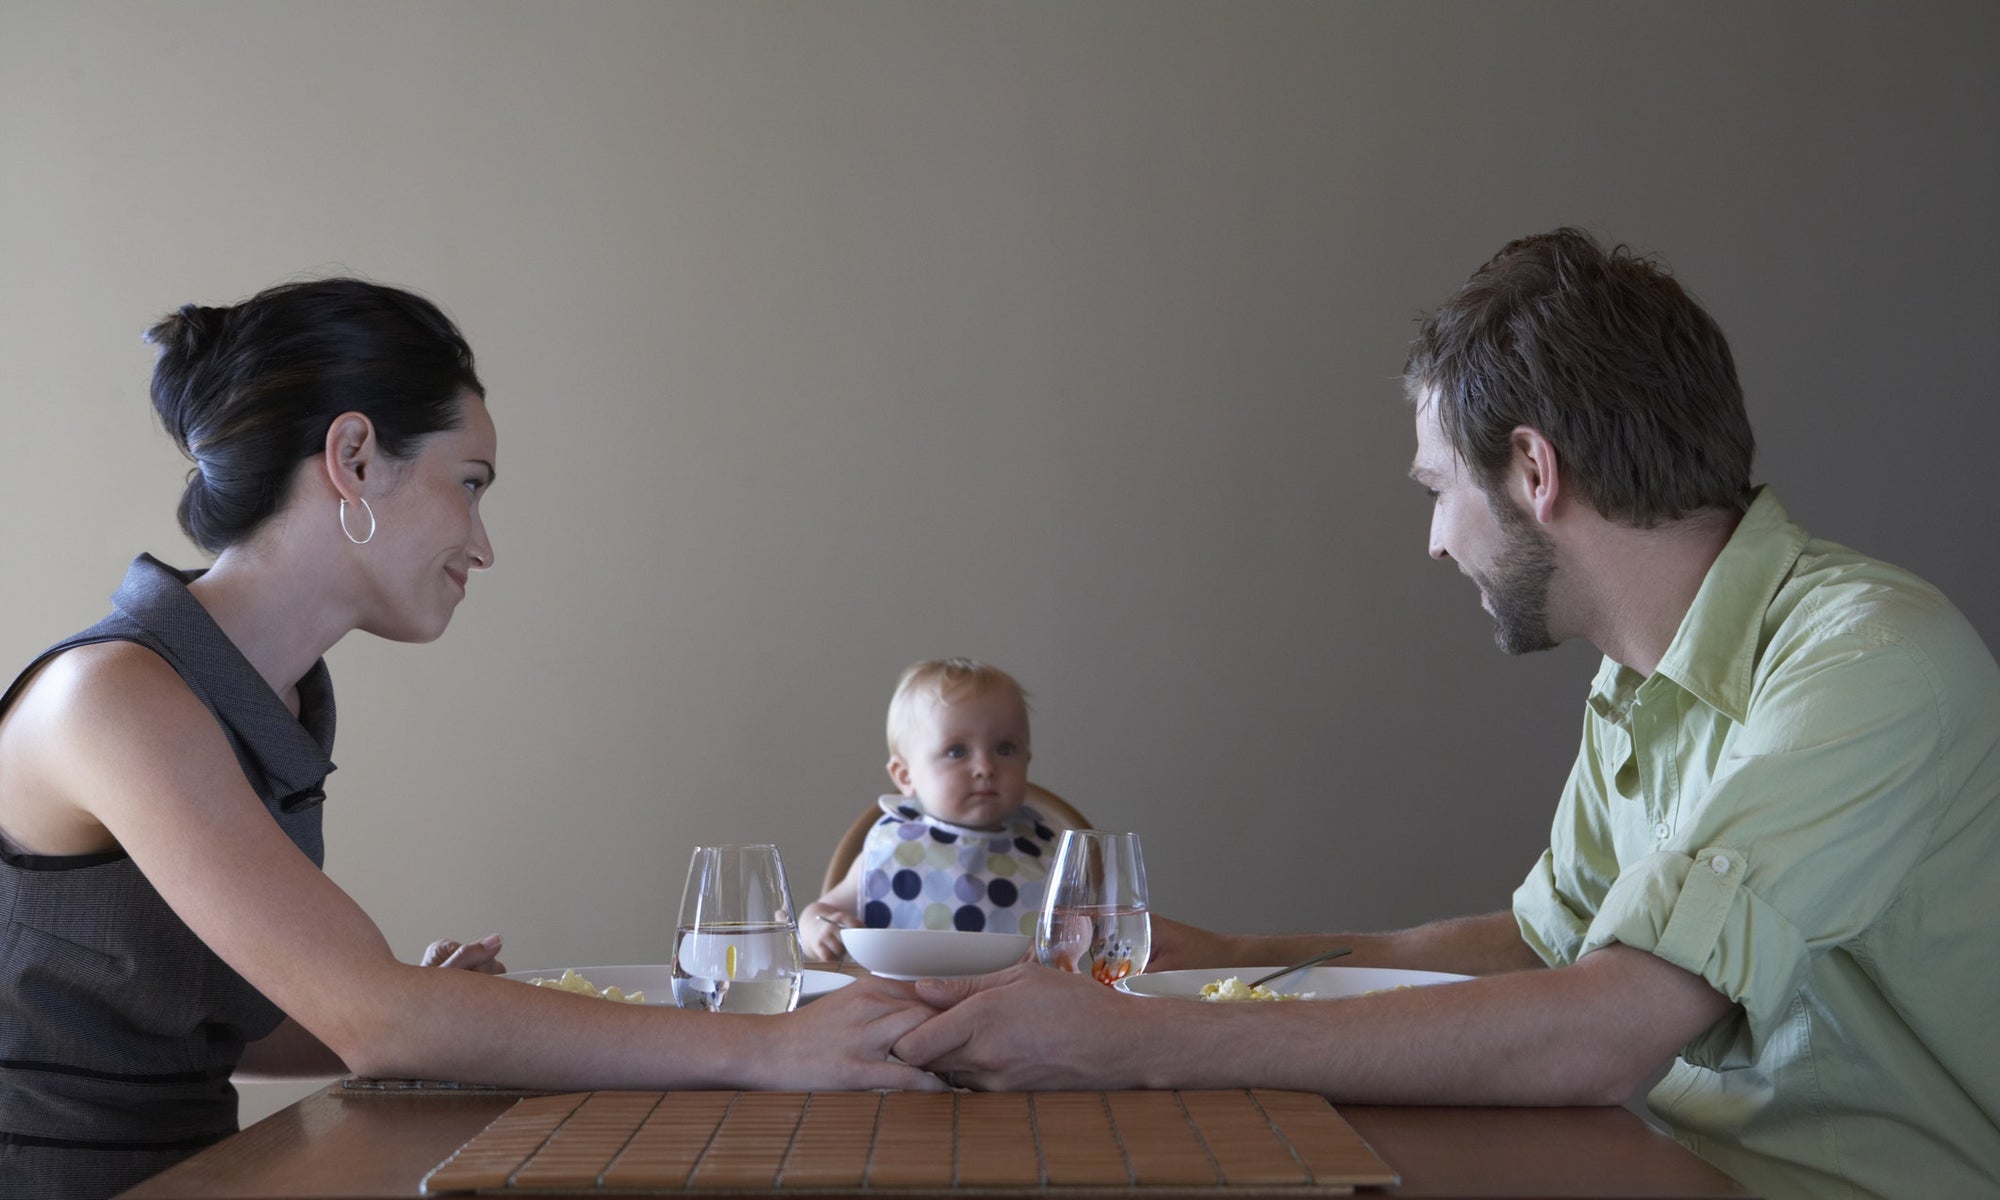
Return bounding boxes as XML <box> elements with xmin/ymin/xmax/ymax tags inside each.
<box><xmin>854</xmin><ymin>961</ymin><xmax>1151</xmax><ymax>1093</ymax></box>
<box><xmin>411</xmin><ymin>929</ymin><xmax>1163</xmax><ymax>1093</ymax></box>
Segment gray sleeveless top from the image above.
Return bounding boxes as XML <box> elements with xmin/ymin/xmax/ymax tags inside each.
<box><xmin>0</xmin><ymin>555</ymin><xmax>335</xmax><ymax>1176</ymax></box>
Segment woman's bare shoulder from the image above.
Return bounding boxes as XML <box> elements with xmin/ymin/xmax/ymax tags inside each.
<box><xmin>5</xmin><ymin>640</ymin><xmax>228</xmax><ymax>797</ymax></box>
<box><xmin>0</xmin><ymin>641</ymin><xmax>222</xmax><ymax>853</ymax></box>
<box><xmin>15</xmin><ymin>639</ymin><xmax>204</xmax><ymax>724</ymax></box>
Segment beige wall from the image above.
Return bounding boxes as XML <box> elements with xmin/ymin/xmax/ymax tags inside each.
<box><xmin>4</xmin><ymin>1</ymin><xmax>1997</xmax><ymax>1124</ymax></box>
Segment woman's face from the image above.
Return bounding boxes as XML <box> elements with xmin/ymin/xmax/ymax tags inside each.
<box><xmin>357</xmin><ymin>392</ymin><xmax>497</xmax><ymax>643</ymax></box>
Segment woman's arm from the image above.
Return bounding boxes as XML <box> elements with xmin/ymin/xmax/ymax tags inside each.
<box><xmin>35</xmin><ymin>642</ymin><xmax>939</xmax><ymax>1092</ymax></box>
<box><xmin>235</xmin><ymin>937</ymin><xmax>506</xmax><ymax>1081</ymax></box>
<box><xmin>234</xmin><ymin>1016</ymin><xmax>348</xmax><ymax>1080</ymax></box>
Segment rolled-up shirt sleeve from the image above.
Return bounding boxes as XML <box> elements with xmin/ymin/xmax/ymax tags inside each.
<box><xmin>1524</xmin><ymin>627</ymin><xmax>1948</xmax><ymax>1067</ymax></box>
<box><xmin>1578</xmin><ymin>845</ymin><xmax>1807</xmax><ymax>1066</ymax></box>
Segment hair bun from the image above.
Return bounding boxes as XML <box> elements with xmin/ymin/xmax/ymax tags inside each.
<box><xmin>146</xmin><ymin>303</ymin><xmax>238</xmax><ymax>458</ymax></box>
<box><xmin>144</xmin><ymin>303</ymin><xmax>232</xmax><ymax>363</ymax></box>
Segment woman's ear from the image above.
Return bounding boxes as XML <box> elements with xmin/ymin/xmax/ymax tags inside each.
<box><xmin>322</xmin><ymin>411</ymin><xmax>379</xmax><ymax>502</ymax></box>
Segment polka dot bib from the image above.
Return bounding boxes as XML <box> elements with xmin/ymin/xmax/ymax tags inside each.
<box><xmin>857</xmin><ymin>795</ymin><xmax>1060</xmax><ymax>935</ymax></box>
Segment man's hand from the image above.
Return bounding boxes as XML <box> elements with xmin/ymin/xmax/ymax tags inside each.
<box><xmin>765</xmin><ymin>975</ymin><xmax>948</xmax><ymax>1092</ymax></box>
<box><xmin>893</xmin><ymin>963</ymin><xmax>1160</xmax><ymax>1091</ymax></box>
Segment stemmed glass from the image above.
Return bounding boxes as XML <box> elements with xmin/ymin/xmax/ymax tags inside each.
<box><xmin>672</xmin><ymin>844</ymin><xmax>804</xmax><ymax>1013</ymax></box>
<box><xmin>1035</xmin><ymin>830</ymin><xmax>1151</xmax><ymax>985</ymax></box>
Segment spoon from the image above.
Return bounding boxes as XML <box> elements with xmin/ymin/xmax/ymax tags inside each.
<box><xmin>1245</xmin><ymin>947</ymin><xmax>1353</xmax><ymax>991</ymax></box>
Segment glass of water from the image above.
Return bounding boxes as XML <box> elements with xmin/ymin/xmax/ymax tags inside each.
<box><xmin>672</xmin><ymin>844</ymin><xmax>804</xmax><ymax>1013</ymax></box>
<box><xmin>1036</xmin><ymin>830</ymin><xmax>1151</xmax><ymax>985</ymax></box>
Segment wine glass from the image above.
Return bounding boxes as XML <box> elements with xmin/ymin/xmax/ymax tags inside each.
<box><xmin>1035</xmin><ymin>830</ymin><xmax>1151</xmax><ymax>985</ymax></box>
<box><xmin>671</xmin><ymin>844</ymin><xmax>804</xmax><ymax>1013</ymax></box>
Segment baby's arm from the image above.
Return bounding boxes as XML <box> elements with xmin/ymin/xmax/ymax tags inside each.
<box><xmin>800</xmin><ymin>854</ymin><xmax>866</xmax><ymax>961</ymax></box>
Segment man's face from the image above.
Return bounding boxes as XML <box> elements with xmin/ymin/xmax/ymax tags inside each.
<box><xmin>1410</xmin><ymin>400</ymin><xmax>1559</xmax><ymax>655</ymax></box>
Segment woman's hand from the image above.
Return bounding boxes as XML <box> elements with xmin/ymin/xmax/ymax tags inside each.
<box><xmin>798</xmin><ymin>903</ymin><xmax>855</xmax><ymax>962</ymax></box>
<box><xmin>421</xmin><ymin>933</ymin><xmax>507</xmax><ymax>974</ymax></box>
<box><xmin>760</xmin><ymin>976</ymin><xmax>946</xmax><ymax>1091</ymax></box>
<box><xmin>893</xmin><ymin>963</ymin><xmax>1162</xmax><ymax>1091</ymax></box>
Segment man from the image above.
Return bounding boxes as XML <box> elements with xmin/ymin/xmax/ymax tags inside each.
<box><xmin>894</xmin><ymin>229</ymin><xmax>2000</xmax><ymax>1200</ymax></box>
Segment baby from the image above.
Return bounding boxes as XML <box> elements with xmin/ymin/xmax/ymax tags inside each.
<box><xmin>801</xmin><ymin>657</ymin><xmax>1062</xmax><ymax>961</ymax></box>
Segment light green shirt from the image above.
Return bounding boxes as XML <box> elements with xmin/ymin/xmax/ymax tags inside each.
<box><xmin>1512</xmin><ymin>488</ymin><xmax>2000</xmax><ymax>1200</ymax></box>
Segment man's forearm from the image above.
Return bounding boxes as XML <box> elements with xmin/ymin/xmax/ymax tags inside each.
<box><xmin>1132</xmin><ymin>943</ymin><xmax>1729</xmax><ymax>1105</ymax></box>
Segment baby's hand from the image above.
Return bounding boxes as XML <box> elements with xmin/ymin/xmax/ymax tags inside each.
<box><xmin>800</xmin><ymin>902</ymin><xmax>857</xmax><ymax>962</ymax></box>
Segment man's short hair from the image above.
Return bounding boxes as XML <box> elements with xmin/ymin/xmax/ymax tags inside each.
<box><xmin>885</xmin><ymin>658</ymin><xmax>1031</xmax><ymax>759</ymax></box>
<box><xmin>1403</xmin><ymin>227</ymin><xmax>1755</xmax><ymax>527</ymax></box>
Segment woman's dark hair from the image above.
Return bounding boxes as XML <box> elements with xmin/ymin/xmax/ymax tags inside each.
<box><xmin>145</xmin><ymin>278</ymin><xmax>484</xmax><ymax>553</ymax></box>
<box><xmin>1403</xmin><ymin>228</ymin><xmax>1754</xmax><ymax>528</ymax></box>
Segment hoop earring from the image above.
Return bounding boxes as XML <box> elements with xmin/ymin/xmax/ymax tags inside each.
<box><xmin>339</xmin><ymin>497</ymin><xmax>376</xmax><ymax>545</ymax></box>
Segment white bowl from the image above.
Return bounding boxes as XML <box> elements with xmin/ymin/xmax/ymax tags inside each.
<box><xmin>840</xmin><ymin>929</ymin><xmax>1031</xmax><ymax>980</ymax></box>
<box><xmin>1114</xmin><ymin>965</ymin><xmax>1471</xmax><ymax>1000</ymax></box>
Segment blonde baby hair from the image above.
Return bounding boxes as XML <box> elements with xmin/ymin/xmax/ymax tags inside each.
<box><xmin>885</xmin><ymin>657</ymin><xmax>1032</xmax><ymax>759</ymax></box>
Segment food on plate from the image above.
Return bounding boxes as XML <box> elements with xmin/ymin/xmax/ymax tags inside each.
<box><xmin>1198</xmin><ymin>976</ymin><xmax>1312</xmax><ymax>1002</ymax></box>
<box><xmin>525</xmin><ymin>967</ymin><xmax>645</xmax><ymax>1004</ymax></box>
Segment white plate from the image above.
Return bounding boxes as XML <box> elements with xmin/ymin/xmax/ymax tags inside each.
<box><xmin>501</xmin><ymin>965</ymin><xmax>853</xmax><ymax>1005</ymax></box>
<box><xmin>798</xmin><ymin>969</ymin><xmax>855</xmax><ymax>1001</ymax></box>
<box><xmin>1114</xmin><ymin>965</ymin><xmax>1471</xmax><ymax>1000</ymax></box>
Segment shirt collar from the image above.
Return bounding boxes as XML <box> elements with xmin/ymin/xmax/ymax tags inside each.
<box><xmin>112</xmin><ymin>554</ymin><xmax>337</xmax><ymax>797</ymax></box>
<box><xmin>1642</xmin><ymin>487</ymin><xmax>1809</xmax><ymax>724</ymax></box>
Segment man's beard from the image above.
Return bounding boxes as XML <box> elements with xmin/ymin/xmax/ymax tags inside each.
<box><xmin>1479</xmin><ymin>496</ymin><xmax>1559</xmax><ymax>655</ymax></box>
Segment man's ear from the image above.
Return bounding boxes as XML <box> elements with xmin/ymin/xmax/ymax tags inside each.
<box><xmin>1507</xmin><ymin>426</ymin><xmax>1561</xmax><ymax>523</ymax></box>
<box><xmin>886</xmin><ymin>756</ymin><xmax>916</xmax><ymax>796</ymax></box>
<box><xmin>322</xmin><ymin>411</ymin><xmax>380</xmax><ymax>502</ymax></box>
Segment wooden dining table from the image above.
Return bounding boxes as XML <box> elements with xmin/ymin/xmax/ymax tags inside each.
<box><xmin>121</xmin><ymin>1082</ymin><xmax>1752</xmax><ymax>1199</ymax></box>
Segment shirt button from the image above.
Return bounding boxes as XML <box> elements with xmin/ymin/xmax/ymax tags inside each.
<box><xmin>1653</xmin><ymin>822</ymin><xmax>1670</xmax><ymax>840</ymax></box>
<box><xmin>1711</xmin><ymin>855</ymin><xmax>1732</xmax><ymax>874</ymax></box>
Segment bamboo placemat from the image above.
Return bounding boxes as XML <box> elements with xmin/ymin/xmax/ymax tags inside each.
<box><xmin>421</xmin><ymin>1089</ymin><xmax>1396</xmax><ymax>1195</ymax></box>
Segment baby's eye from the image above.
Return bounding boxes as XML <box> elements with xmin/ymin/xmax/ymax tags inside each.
<box><xmin>996</xmin><ymin>742</ymin><xmax>1019</xmax><ymax>756</ymax></box>
<box><xmin>943</xmin><ymin>745</ymin><xmax>967</xmax><ymax>759</ymax></box>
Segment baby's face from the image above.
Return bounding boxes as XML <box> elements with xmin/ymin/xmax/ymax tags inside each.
<box><xmin>889</xmin><ymin>688</ymin><xmax>1032</xmax><ymax>830</ymax></box>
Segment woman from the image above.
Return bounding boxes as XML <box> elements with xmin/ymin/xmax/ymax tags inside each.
<box><xmin>0</xmin><ymin>279</ymin><xmax>938</xmax><ymax>1198</ymax></box>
